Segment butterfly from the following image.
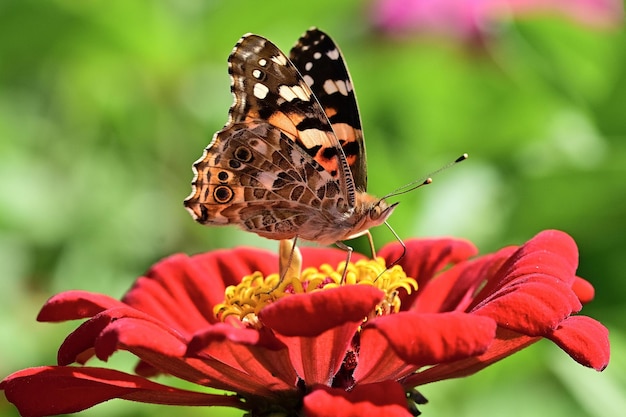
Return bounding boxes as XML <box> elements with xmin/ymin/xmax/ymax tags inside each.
<box><xmin>184</xmin><ymin>28</ymin><xmax>398</xmax><ymax>253</ymax></box>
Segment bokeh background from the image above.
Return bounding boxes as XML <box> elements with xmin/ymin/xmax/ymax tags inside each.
<box><xmin>1</xmin><ymin>1</ymin><xmax>625</xmax><ymax>416</ymax></box>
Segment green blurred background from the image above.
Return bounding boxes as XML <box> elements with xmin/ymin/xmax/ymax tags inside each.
<box><xmin>1</xmin><ymin>1</ymin><xmax>625</xmax><ymax>416</ymax></box>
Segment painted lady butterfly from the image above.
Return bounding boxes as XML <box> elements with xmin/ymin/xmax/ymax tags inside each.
<box><xmin>184</xmin><ymin>28</ymin><xmax>397</xmax><ymax>252</ymax></box>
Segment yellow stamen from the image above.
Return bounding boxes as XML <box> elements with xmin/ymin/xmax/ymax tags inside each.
<box><xmin>214</xmin><ymin>243</ymin><xmax>418</xmax><ymax>326</ymax></box>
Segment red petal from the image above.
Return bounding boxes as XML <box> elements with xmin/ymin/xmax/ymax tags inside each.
<box><xmin>412</xmin><ymin>247</ymin><xmax>514</xmax><ymax>313</ymax></box>
<box><xmin>61</xmin><ymin>312</ymin><xmax>278</xmax><ymax>396</ymax></box>
<box><xmin>57</xmin><ymin>307</ymin><xmax>183</xmax><ymax>365</ymax></box>
<box><xmin>89</xmin><ymin>316</ymin><xmax>236</xmax><ymax>388</ymax></box>
<box><xmin>57</xmin><ymin>307</ymin><xmax>142</xmax><ymax>365</ymax></box>
<box><xmin>475</xmin><ymin>281</ymin><xmax>581</xmax><ymax>334</ymax></box>
<box><xmin>95</xmin><ymin>316</ymin><xmax>188</xmax><ymax>360</ymax></box>
<box><xmin>0</xmin><ymin>366</ymin><xmax>243</xmax><ymax>417</ymax></box>
<box><xmin>189</xmin><ymin>247</ymin><xmax>281</xmax><ymax>284</ymax></box>
<box><xmin>303</xmin><ymin>381</ymin><xmax>412</xmax><ymax>417</ymax></box>
<box><xmin>188</xmin><ymin>323</ymin><xmax>285</xmax><ymax>352</ymax></box>
<box><xmin>406</xmin><ymin>327</ymin><xmax>537</xmax><ymax>386</ymax></box>
<box><xmin>260</xmin><ymin>286</ymin><xmax>383</xmax><ymax>385</ymax></box>
<box><xmin>355</xmin><ymin>312</ymin><xmax>496</xmax><ymax>383</ymax></box>
<box><xmin>472</xmin><ymin>230</ymin><xmax>583</xmax><ymax>335</ymax></box>
<box><xmin>123</xmin><ymin>249</ymin><xmax>279</xmax><ymax>335</ymax></box>
<box><xmin>55</xmin><ymin>307</ymin><xmax>231</xmax><ymax>389</ymax></box>
<box><xmin>474</xmin><ymin>230</ymin><xmax>579</xmax><ymax>300</ymax></box>
<box><xmin>300</xmin><ymin>247</ymin><xmax>367</xmax><ymax>269</ymax></box>
<box><xmin>37</xmin><ymin>291</ymin><xmax>124</xmax><ymax>322</ymax></box>
<box><xmin>379</xmin><ymin>238</ymin><xmax>478</xmax><ymax>309</ymax></box>
<box><xmin>548</xmin><ymin>316</ymin><xmax>610</xmax><ymax>371</ymax></box>
<box><xmin>572</xmin><ymin>276</ymin><xmax>595</xmax><ymax>304</ymax></box>
<box><xmin>259</xmin><ymin>286</ymin><xmax>384</xmax><ymax>337</ymax></box>
<box><xmin>187</xmin><ymin>324</ymin><xmax>297</xmax><ymax>395</ymax></box>
<box><xmin>123</xmin><ymin>248</ymin><xmax>278</xmax><ymax>337</ymax></box>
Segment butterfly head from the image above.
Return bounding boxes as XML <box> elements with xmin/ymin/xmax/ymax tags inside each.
<box><xmin>367</xmin><ymin>198</ymin><xmax>398</xmax><ymax>225</ymax></box>
<box><xmin>348</xmin><ymin>193</ymin><xmax>398</xmax><ymax>239</ymax></box>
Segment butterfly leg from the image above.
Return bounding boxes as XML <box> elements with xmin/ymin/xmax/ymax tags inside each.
<box><xmin>334</xmin><ymin>241</ymin><xmax>353</xmax><ymax>284</ymax></box>
<box><xmin>364</xmin><ymin>230</ymin><xmax>377</xmax><ymax>259</ymax></box>
<box><xmin>384</xmin><ymin>220</ymin><xmax>406</xmax><ymax>267</ymax></box>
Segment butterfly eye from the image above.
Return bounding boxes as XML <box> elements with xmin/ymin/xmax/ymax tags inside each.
<box><xmin>370</xmin><ymin>204</ymin><xmax>383</xmax><ymax>220</ymax></box>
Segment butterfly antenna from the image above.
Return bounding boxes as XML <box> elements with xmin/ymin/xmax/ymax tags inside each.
<box><xmin>383</xmin><ymin>153</ymin><xmax>468</xmax><ymax>199</ymax></box>
<box><xmin>383</xmin><ymin>177</ymin><xmax>432</xmax><ymax>199</ymax></box>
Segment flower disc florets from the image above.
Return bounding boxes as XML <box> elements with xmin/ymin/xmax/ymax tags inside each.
<box><xmin>214</xmin><ymin>253</ymin><xmax>418</xmax><ymax>327</ymax></box>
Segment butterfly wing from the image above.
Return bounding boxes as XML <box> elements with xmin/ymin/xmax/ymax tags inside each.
<box><xmin>289</xmin><ymin>28</ymin><xmax>367</xmax><ymax>191</ymax></box>
<box><xmin>184</xmin><ymin>34</ymin><xmax>357</xmax><ymax>243</ymax></box>
<box><xmin>226</xmin><ymin>34</ymin><xmax>356</xmax><ymax>205</ymax></box>
<box><xmin>185</xmin><ymin>121</ymin><xmax>349</xmax><ymax>243</ymax></box>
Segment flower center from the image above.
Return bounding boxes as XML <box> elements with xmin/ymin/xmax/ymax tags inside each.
<box><xmin>214</xmin><ymin>242</ymin><xmax>418</xmax><ymax>327</ymax></box>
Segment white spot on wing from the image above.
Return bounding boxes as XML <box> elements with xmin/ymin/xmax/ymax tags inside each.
<box><xmin>279</xmin><ymin>84</ymin><xmax>310</xmax><ymax>102</ymax></box>
<box><xmin>326</xmin><ymin>48</ymin><xmax>340</xmax><ymax>60</ymax></box>
<box><xmin>252</xmin><ymin>69</ymin><xmax>262</xmax><ymax>79</ymax></box>
<box><xmin>323</xmin><ymin>79</ymin><xmax>350</xmax><ymax>96</ymax></box>
<box><xmin>253</xmin><ymin>83</ymin><xmax>269</xmax><ymax>99</ymax></box>
<box><xmin>303</xmin><ymin>74</ymin><xmax>314</xmax><ymax>87</ymax></box>
<box><xmin>258</xmin><ymin>58</ymin><xmax>267</xmax><ymax>66</ymax></box>
<box><xmin>323</xmin><ymin>80</ymin><xmax>338</xmax><ymax>95</ymax></box>
<box><xmin>271</xmin><ymin>54</ymin><xmax>288</xmax><ymax>65</ymax></box>
<box><xmin>337</xmin><ymin>80</ymin><xmax>349</xmax><ymax>96</ymax></box>
<box><xmin>313</xmin><ymin>52</ymin><xmax>322</xmax><ymax>60</ymax></box>
<box><xmin>305</xmin><ymin>62</ymin><xmax>313</xmax><ymax>71</ymax></box>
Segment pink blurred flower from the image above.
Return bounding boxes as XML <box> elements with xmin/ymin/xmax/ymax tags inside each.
<box><xmin>371</xmin><ymin>0</ymin><xmax>623</xmax><ymax>42</ymax></box>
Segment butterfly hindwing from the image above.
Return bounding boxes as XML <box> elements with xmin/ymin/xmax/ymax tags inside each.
<box><xmin>185</xmin><ymin>121</ymin><xmax>351</xmax><ymax>243</ymax></box>
<box><xmin>289</xmin><ymin>28</ymin><xmax>367</xmax><ymax>191</ymax></box>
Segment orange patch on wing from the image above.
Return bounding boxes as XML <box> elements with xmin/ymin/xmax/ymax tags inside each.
<box><xmin>324</xmin><ymin>106</ymin><xmax>338</xmax><ymax>118</ymax></box>
<box><xmin>244</xmin><ymin>110</ymin><xmax>261</xmax><ymax>121</ymax></box>
<box><xmin>269</xmin><ymin>111</ymin><xmax>299</xmax><ymax>136</ymax></box>
<box><xmin>331</xmin><ymin>123</ymin><xmax>360</xmax><ymax>165</ymax></box>
<box><xmin>315</xmin><ymin>155</ymin><xmax>341</xmax><ymax>177</ymax></box>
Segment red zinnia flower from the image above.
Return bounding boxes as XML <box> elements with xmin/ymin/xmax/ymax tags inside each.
<box><xmin>1</xmin><ymin>230</ymin><xmax>609</xmax><ymax>416</ymax></box>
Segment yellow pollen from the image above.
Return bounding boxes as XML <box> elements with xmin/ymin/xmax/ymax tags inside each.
<box><xmin>213</xmin><ymin>255</ymin><xmax>418</xmax><ymax>326</ymax></box>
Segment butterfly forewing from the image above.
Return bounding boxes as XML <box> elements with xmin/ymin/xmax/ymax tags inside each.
<box><xmin>289</xmin><ymin>28</ymin><xmax>367</xmax><ymax>191</ymax></box>
<box><xmin>226</xmin><ymin>34</ymin><xmax>355</xmax><ymax>204</ymax></box>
